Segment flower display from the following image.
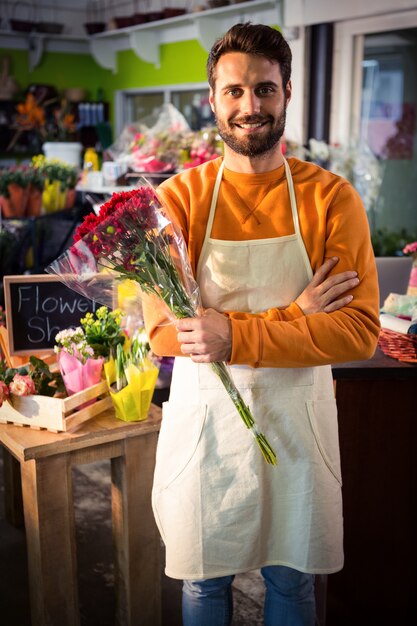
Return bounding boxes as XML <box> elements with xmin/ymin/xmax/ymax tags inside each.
<box><xmin>80</xmin><ymin>306</ymin><xmax>126</xmax><ymax>359</ymax></box>
<box><xmin>0</xmin><ymin>355</ymin><xmax>64</xmax><ymax>408</ymax></box>
<box><xmin>181</xmin><ymin>127</ymin><xmax>223</xmax><ymax>169</ymax></box>
<box><xmin>9</xmin><ymin>373</ymin><xmax>36</xmax><ymax>396</ymax></box>
<box><xmin>54</xmin><ymin>327</ymin><xmax>104</xmax><ymax>398</ymax></box>
<box><xmin>403</xmin><ymin>241</ymin><xmax>417</xmax><ymax>256</ymax></box>
<box><xmin>105</xmin><ymin>335</ymin><xmax>159</xmax><ymax>422</ymax></box>
<box><xmin>8</xmin><ymin>91</ymin><xmax>77</xmax><ymax>152</ymax></box>
<box><xmin>48</xmin><ymin>185</ymin><xmax>277</xmax><ymax>464</ymax></box>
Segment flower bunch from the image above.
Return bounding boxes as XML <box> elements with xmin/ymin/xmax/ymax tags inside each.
<box><xmin>181</xmin><ymin>127</ymin><xmax>223</xmax><ymax>169</ymax></box>
<box><xmin>54</xmin><ymin>327</ymin><xmax>104</xmax><ymax>399</ymax></box>
<box><xmin>403</xmin><ymin>241</ymin><xmax>417</xmax><ymax>256</ymax></box>
<box><xmin>130</xmin><ymin>129</ymin><xmax>192</xmax><ymax>173</ymax></box>
<box><xmin>80</xmin><ymin>306</ymin><xmax>126</xmax><ymax>359</ymax></box>
<box><xmin>54</xmin><ymin>327</ymin><xmax>94</xmax><ymax>363</ymax></box>
<box><xmin>0</xmin><ymin>356</ymin><xmax>64</xmax><ymax>408</ymax></box>
<box><xmin>48</xmin><ymin>185</ymin><xmax>277</xmax><ymax>464</ymax></box>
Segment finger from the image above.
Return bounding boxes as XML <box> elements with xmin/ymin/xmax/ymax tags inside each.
<box><xmin>310</xmin><ymin>257</ymin><xmax>339</xmax><ymax>286</ymax></box>
<box><xmin>323</xmin><ymin>295</ymin><xmax>354</xmax><ymax>313</ymax></box>
<box><xmin>323</xmin><ymin>276</ymin><xmax>360</xmax><ymax>301</ymax></box>
<box><xmin>319</xmin><ymin>273</ymin><xmax>359</xmax><ymax>295</ymax></box>
<box><xmin>176</xmin><ymin>318</ymin><xmax>199</xmax><ymax>331</ymax></box>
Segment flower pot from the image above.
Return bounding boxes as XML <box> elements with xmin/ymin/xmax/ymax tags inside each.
<box><xmin>26</xmin><ymin>186</ymin><xmax>43</xmax><ymax>217</ymax></box>
<box><xmin>1</xmin><ymin>184</ymin><xmax>29</xmax><ymax>218</ymax></box>
<box><xmin>65</xmin><ymin>188</ymin><xmax>76</xmax><ymax>209</ymax></box>
<box><xmin>42</xmin><ymin>142</ymin><xmax>83</xmax><ymax>167</ymax></box>
<box><xmin>43</xmin><ymin>180</ymin><xmax>67</xmax><ymax>213</ymax></box>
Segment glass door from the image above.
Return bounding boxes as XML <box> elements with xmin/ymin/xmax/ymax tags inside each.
<box><xmin>360</xmin><ymin>27</ymin><xmax>417</xmax><ymax>240</ymax></box>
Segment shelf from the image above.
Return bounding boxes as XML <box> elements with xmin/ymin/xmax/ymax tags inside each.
<box><xmin>0</xmin><ymin>29</ymin><xmax>89</xmax><ymax>71</ymax></box>
<box><xmin>91</xmin><ymin>0</ymin><xmax>280</xmax><ymax>71</ymax></box>
<box><xmin>0</xmin><ymin>0</ymin><xmax>281</xmax><ymax>72</ymax></box>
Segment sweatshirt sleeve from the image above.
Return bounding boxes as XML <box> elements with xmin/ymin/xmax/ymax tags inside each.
<box><xmin>228</xmin><ymin>184</ymin><xmax>380</xmax><ymax>367</ymax></box>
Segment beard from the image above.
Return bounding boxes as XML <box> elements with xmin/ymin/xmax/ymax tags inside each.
<box><xmin>213</xmin><ymin>106</ymin><xmax>287</xmax><ymax>158</ymax></box>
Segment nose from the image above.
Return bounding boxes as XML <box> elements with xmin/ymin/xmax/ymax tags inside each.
<box><xmin>240</xmin><ymin>90</ymin><xmax>261</xmax><ymax>115</ymax></box>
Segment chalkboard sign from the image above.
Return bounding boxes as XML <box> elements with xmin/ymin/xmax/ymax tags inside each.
<box><xmin>3</xmin><ymin>275</ymin><xmax>102</xmax><ymax>356</ymax></box>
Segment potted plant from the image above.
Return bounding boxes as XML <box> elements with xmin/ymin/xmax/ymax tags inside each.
<box><xmin>0</xmin><ymin>165</ymin><xmax>30</xmax><ymax>218</ymax></box>
<box><xmin>32</xmin><ymin>155</ymin><xmax>78</xmax><ymax>213</ymax></box>
<box><xmin>26</xmin><ymin>165</ymin><xmax>45</xmax><ymax>217</ymax></box>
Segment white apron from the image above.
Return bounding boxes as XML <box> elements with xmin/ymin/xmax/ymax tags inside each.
<box><xmin>152</xmin><ymin>159</ymin><xmax>344</xmax><ymax>580</ymax></box>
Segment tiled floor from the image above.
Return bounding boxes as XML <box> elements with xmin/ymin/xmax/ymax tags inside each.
<box><xmin>0</xmin><ymin>454</ymin><xmax>264</xmax><ymax>626</ymax></box>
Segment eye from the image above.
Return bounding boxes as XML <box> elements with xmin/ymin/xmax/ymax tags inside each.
<box><xmin>226</xmin><ymin>88</ymin><xmax>242</xmax><ymax>97</ymax></box>
<box><xmin>256</xmin><ymin>86</ymin><xmax>276</xmax><ymax>96</ymax></box>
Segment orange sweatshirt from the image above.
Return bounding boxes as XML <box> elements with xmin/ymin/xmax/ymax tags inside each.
<box><xmin>144</xmin><ymin>156</ymin><xmax>380</xmax><ymax>367</ymax></box>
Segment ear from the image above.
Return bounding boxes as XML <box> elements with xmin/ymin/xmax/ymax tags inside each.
<box><xmin>209</xmin><ymin>88</ymin><xmax>215</xmax><ymax>112</ymax></box>
<box><xmin>285</xmin><ymin>80</ymin><xmax>292</xmax><ymax>105</ymax></box>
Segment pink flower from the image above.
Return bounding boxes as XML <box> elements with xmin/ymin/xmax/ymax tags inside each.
<box><xmin>0</xmin><ymin>380</ymin><xmax>9</xmax><ymax>407</ymax></box>
<box><xmin>9</xmin><ymin>374</ymin><xmax>36</xmax><ymax>396</ymax></box>
<box><xmin>403</xmin><ymin>241</ymin><xmax>417</xmax><ymax>255</ymax></box>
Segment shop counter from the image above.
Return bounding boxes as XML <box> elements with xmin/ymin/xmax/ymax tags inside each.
<box><xmin>327</xmin><ymin>348</ymin><xmax>417</xmax><ymax>625</ymax></box>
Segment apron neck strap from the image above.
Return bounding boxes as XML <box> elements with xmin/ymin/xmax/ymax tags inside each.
<box><xmin>204</xmin><ymin>157</ymin><xmax>300</xmax><ymax>239</ymax></box>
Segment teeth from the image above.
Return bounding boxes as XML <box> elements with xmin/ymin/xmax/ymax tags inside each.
<box><xmin>238</xmin><ymin>122</ymin><xmax>263</xmax><ymax>129</ymax></box>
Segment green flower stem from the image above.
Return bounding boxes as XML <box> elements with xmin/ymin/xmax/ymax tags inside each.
<box><xmin>211</xmin><ymin>361</ymin><xmax>278</xmax><ymax>466</ymax></box>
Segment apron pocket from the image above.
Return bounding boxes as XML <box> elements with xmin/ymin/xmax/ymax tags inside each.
<box><xmin>198</xmin><ymin>363</ymin><xmax>313</xmax><ymax>389</ymax></box>
<box><xmin>153</xmin><ymin>401</ymin><xmax>207</xmax><ymax>491</ymax></box>
<box><xmin>306</xmin><ymin>399</ymin><xmax>342</xmax><ymax>485</ymax></box>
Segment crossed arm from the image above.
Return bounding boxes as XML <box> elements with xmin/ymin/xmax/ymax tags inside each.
<box><xmin>176</xmin><ymin>256</ymin><xmax>360</xmax><ymax>363</ymax></box>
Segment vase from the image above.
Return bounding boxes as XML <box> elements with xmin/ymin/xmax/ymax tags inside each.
<box><xmin>0</xmin><ymin>184</ymin><xmax>29</xmax><ymax>218</ymax></box>
<box><xmin>42</xmin><ymin>142</ymin><xmax>83</xmax><ymax>167</ymax></box>
<box><xmin>407</xmin><ymin>253</ymin><xmax>417</xmax><ymax>296</ymax></box>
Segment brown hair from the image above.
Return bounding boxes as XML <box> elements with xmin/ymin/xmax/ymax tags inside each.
<box><xmin>207</xmin><ymin>22</ymin><xmax>292</xmax><ymax>91</ymax></box>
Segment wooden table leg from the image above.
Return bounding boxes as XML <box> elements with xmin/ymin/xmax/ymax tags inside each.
<box><xmin>20</xmin><ymin>453</ymin><xmax>79</xmax><ymax>626</ymax></box>
<box><xmin>112</xmin><ymin>432</ymin><xmax>161</xmax><ymax>626</ymax></box>
<box><xmin>2</xmin><ymin>445</ymin><xmax>24</xmax><ymax>528</ymax></box>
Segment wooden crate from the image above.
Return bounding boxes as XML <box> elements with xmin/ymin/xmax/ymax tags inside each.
<box><xmin>0</xmin><ymin>381</ymin><xmax>112</xmax><ymax>432</ymax></box>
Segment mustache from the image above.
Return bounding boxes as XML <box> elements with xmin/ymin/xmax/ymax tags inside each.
<box><xmin>231</xmin><ymin>115</ymin><xmax>273</xmax><ymax>125</ymax></box>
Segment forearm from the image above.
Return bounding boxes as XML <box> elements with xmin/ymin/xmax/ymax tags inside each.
<box><xmin>229</xmin><ymin>305</ymin><xmax>380</xmax><ymax>368</ymax></box>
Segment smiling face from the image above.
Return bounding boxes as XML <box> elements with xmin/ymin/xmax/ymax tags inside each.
<box><xmin>209</xmin><ymin>52</ymin><xmax>291</xmax><ymax>171</ymax></box>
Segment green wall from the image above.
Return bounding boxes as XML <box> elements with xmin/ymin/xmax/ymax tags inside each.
<box><xmin>1</xmin><ymin>38</ymin><xmax>209</xmax><ymax>131</ymax></box>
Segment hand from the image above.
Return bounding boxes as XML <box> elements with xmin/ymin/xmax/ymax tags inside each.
<box><xmin>296</xmin><ymin>257</ymin><xmax>359</xmax><ymax>314</ymax></box>
<box><xmin>176</xmin><ymin>308</ymin><xmax>232</xmax><ymax>363</ymax></box>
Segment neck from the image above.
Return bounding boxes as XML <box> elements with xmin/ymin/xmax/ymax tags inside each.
<box><xmin>223</xmin><ymin>143</ymin><xmax>285</xmax><ymax>173</ymax></box>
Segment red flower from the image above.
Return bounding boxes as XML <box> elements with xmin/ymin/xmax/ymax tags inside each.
<box><xmin>0</xmin><ymin>380</ymin><xmax>9</xmax><ymax>408</ymax></box>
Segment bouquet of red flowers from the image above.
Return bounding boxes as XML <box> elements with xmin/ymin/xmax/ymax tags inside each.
<box><xmin>47</xmin><ymin>185</ymin><xmax>277</xmax><ymax>464</ymax></box>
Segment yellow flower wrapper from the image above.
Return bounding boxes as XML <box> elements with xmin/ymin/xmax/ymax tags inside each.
<box><xmin>105</xmin><ymin>358</ymin><xmax>158</xmax><ymax>422</ymax></box>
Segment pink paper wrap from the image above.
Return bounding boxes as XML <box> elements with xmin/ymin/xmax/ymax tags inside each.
<box><xmin>58</xmin><ymin>352</ymin><xmax>104</xmax><ymax>400</ymax></box>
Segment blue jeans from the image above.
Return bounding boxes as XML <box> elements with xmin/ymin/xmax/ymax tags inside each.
<box><xmin>182</xmin><ymin>565</ymin><xmax>316</xmax><ymax>626</ymax></box>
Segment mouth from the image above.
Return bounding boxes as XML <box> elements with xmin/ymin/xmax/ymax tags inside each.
<box><xmin>232</xmin><ymin>117</ymin><xmax>270</xmax><ymax>132</ymax></box>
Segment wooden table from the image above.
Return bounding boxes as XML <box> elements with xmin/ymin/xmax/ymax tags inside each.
<box><xmin>0</xmin><ymin>404</ymin><xmax>162</xmax><ymax>626</ymax></box>
<box><xmin>327</xmin><ymin>348</ymin><xmax>417</xmax><ymax>626</ymax></box>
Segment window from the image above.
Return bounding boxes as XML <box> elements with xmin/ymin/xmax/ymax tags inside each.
<box><xmin>115</xmin><ymin>83</ymin><xmax>214</xmax><ymax>136</ymax></box>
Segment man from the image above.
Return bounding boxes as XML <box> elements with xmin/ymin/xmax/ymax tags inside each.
<box><xmin>144</xmin><ymin>23</ymin><xmax>380</xmax><ymax>626</ymax></box>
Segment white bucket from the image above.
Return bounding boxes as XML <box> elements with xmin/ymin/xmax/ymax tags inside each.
<box><xmin>42</xmin><ymin>142</ymin><xmax>83</xmax><ymax>167</ymax></box>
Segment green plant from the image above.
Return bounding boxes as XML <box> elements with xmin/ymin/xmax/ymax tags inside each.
<box><xmin>80</xmin><ymin>306</ymin><xmax>126</xmax><ymax>358</ymax></box>
<box><xmin>371</xmin><ymin>228</ymin><xmax>417</xmax><ymax>257</ymax></box>
<box><xmin>0</xmin><ymin>165</ymin><xmax>30</xmax><ymax>197</ymax></box>
<box><xmin>32</xmin><ymin>155</ymin><xmax>78</xmax><ymax>191</ymax></box>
